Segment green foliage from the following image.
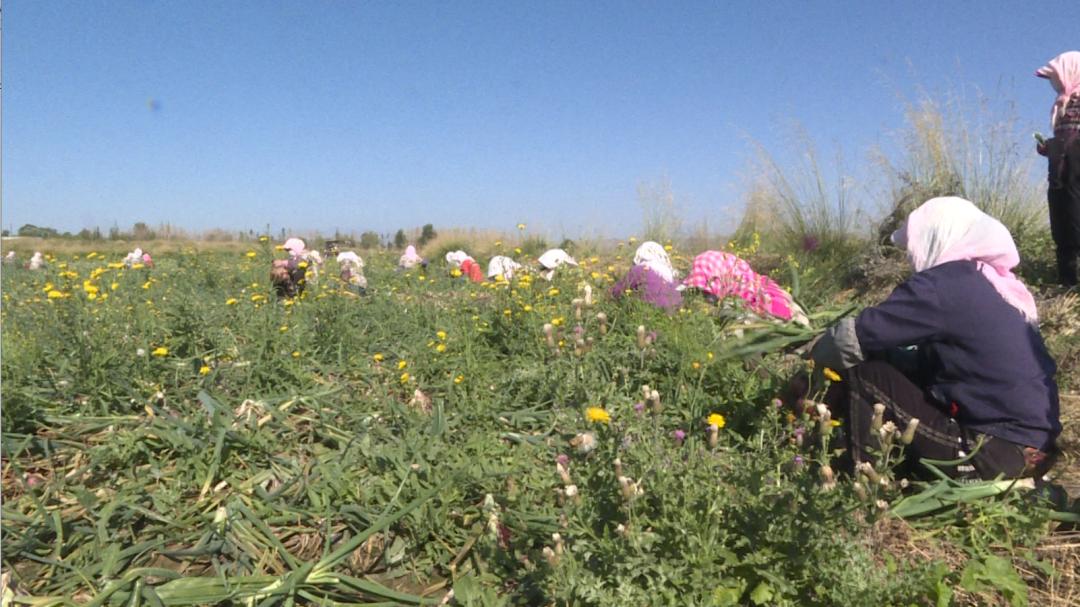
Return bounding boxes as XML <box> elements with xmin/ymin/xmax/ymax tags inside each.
<box><xmin>0</xmin><ymin>248</ymin><xmax>1064</xmax><ymax>606</ymax></box>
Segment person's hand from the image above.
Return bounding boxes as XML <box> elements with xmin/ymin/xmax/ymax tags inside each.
<box><xmin>1036</xmin><ymin>141</ymin><xmax>1048</xmax><ymax>157</ymax></box>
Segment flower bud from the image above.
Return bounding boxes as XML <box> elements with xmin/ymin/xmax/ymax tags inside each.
<box><xmin>856</xmin><ymin>462</ymin><xmax>880</xmax><ymax>484</ymax></box>
<box><xmin>543</xmin><ymin>323</ymin><xmax>555</xmax><ymax>348</ymax></box>
<box><xmin>707</xmin><ymin>424</ymin><xmax>719</xmax><ymax>448</ymax></box>
<box><xmin>637</xmin><ymin>325</ymin><xmax>647</xmax><ymax>349</ymax></box>
<box><xmin>596</xmin><ymin>312</ymin><xmax>608</xmax><ymax>335</ymax></box>
<box><xmin>556</xmin><ymin>462</ymin><xmax>572</xmax><ymax>485</ymax></box>
<box><xmin>572</xmin><ymin>298</ymin><xmax>584</xmax><ymax>320</ymax></box>
<box><xmin>583</xmin><ymin>283</ymin><xmax>593</xmax><ymax>306</ymax></box>
<box><xmin>570</xmin><ymin>432</ymin><xmax>596</xmax><ymax>454</ymax></box>
<box><xmin>900</xmin><ymin>418</ymin><xmax>920</xmax><ymax>445</ymax></box>
<box><xmin>871</xmin><ymin>403</ymin><xmax>886</xmax><ymax>432</ymax></box>
<box><xmin>819</xmin><ymin>465</ymin><xmax>836</xmax><ymax>491</ymax></box>
<box><xmin>552</xmin><ymin>533</ymin><xmax>564</xmax><ymax>555</ymax></box>
<box><xmin>879</xmin><ymin>421</ymin><xmax>897</xmax><ymax>451</ymax></box>
<box><xmin>853</xmin><ymin>482</ymin><xmax>869</xmax><ymax>501</ymax></box>
<box><xmin>543</xmin><ymin>546</ymin><xmax>558</xmax><ymax>566</ymax></box>
<box><xmin>649</xmin><ymin>389</ymin><xmax>661</xmax><ymax>413</ymax></box>
<box><xmin>613</xmin><ymin>458</ymin><xmax>623</xmax><ymax>478</ymax></box>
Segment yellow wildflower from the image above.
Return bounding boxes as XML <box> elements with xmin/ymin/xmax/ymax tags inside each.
<box><xmin>398</xmin><ymin>359</ymin><xmax>407</xmax><ymax>370</ymax></box>
<box><xmin>245</xmin><ymin>251</ymin><xmax>257</xmax><ymax>258</ymax></box>
<box><xmin>151</xmin><ymin>347</ymin><xmax>169</xmax><ymax>357</ymax></box>
<box><xmin>707</xmin><ymin>413</ymin><xmax>726</xmax><ymax>429</ymax></box>
<box><xmin>435</xmin><ymin>343</ymin><xmax>446</xmax><ymax>353</ymax></box>
<box><xmin>585</xmin><ymin>407</ymin><xmax>611</xmax><ymax>424</ymax></box>
<box><xmin>225</xmin><ymin>298</ymin><xmax>238</xmax><ymax>306</ymax></box>
<box><xmin>823</xmin><ymin>368</ymin><xmax>842</xmax><ymax>382</ymax></box>
<box><xmin>199</xmin><ymin>365</ymin><xmax>211</xmax><ymax>375</ymax></box>
<box><xmin>47</xmin><ymin>290</ymin><xmax>65</xmax><ymax>299</ymax></box>
<box><xmin>517</xmin><ymin>223</ymin><xmax>526</xmax><ymax>231</ymax></box>
<box><xmin>400</xmin><ymin>372</ymin><xmax>410</xmax><ymax>383</ymax></box>
<box><xmin>373</xmin><ymin>353</ymin><xmax>384</xmax><ymax>362</ymax></box>
<box><xmin>454</xmin><ymin>374</ymin><xmax>464</xmax><ymax>384</ymax></box>
<box><xmin>292</xmin><ymin>351</ymin><xmax>301</xmax><ymax>358</ymax></box>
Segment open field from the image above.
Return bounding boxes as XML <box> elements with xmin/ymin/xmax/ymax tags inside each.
<box><xmin>2</xmin><ymin>239</ymin><xmax>1077</xmax><ymax>606</ymax></box>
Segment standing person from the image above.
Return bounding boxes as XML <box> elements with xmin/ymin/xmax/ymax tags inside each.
<box><xmin>809</xmin><ymin>197</ymin><xmax>1059</xmax><ymax>480</ymax></box>
<box><xmin>1036</xmin><ymin>51</ymin><xmax>1080</xmax><ymax>287</ymax></box>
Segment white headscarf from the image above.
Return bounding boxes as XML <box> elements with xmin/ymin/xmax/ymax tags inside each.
<box><xmin>892</xmin><ymin>196</ymin><xmax>1038</xmax><ymax>324</ymax></box>
<box><xmin>29</xmin><ymin>252</ymin><xmax>44</xmax><ymax>270</ymax></box>
<box><xmin>445</xmin><ymin>250</ymin><xmax>472</xmax><ymax>268</ymax></box>
<box><xmin>336</xmin><ymin>251</ymin><xmax>364</xmax><ymax>269</ymax></box>
<box><xmin>633</xmin><ymin>241</ymin><xmax>677</xmax><ymax>283</ymax></box>
<box><xmin>487</xmin><ymin>255</ymin><xmax>522</xmax><ymax>280</ymax></box>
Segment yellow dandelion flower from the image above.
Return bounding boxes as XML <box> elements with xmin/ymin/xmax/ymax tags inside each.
<box><xmin>823</xmin><ymin>368</ymin><xmax>842</xmax><ymax>382</ymax></box>
<box><xmin>400</xmin><ymin>372</ymin><xmax>410</xmax><ymax>383</ymax></box>
<box><xmin>450</xmin><ymin>268</ymin><xmax>462</xmax><ymax>278</ymax></box>
<box><xmin>522</xmin><ymin>304</ymin><xmax>533</xmax><ymax>312</ymax></box>
<box><xmin>398</xmin><ymin>359</ymin><xmax>408</xmax><ymax>370</ymax></box>
<box><xmin>151</xmin><ymin>347</ymin><xmax>169</xmax><ymax>357</ymax></box>
<box><xmin>47</xmin><ymin>290</ymin><xmax>65</xmax><ymax>299</ymax></box>
<box><xmin>292</xmin><ymin>351</ymin><xmax>301</xmax><ymax>358</ymax></box>
<box><xmin>454</xmin><ymin>374</ymin><xmax>464</xmax><ymax>384</ymax></box>
<box><xmin>548</xmin><ymin>288</ymin><xmax>559</xmax><ymax>296</ymax></box>
<box><xmin>585</xmin><ymin>407</ymin><xmax>611</xmax><ymax>424</ymax></box>
<box><xmin>691</xmin><ymin>361</ymin><xmax>701</xmax><ymax>370</ymax></box>
<box><xmin>517</xmin><ymin>223</ymin><xmax>526</xmax><ymax>230</ymax></box>
<box><xmin>373</xmin><ymin>353</ymin><xmax>384</xmax><ymax>362</ymax></box>
<box><xmin>245</xmin><ymin>251</ymin><xmax>257</xmax><ymax>258</ymax></box>
<box><xmin>199</xmin><ymin>365</ymin><xmax>211</xmax><ymax>375</ymax></box>
<box><xmin>435</xmin><ymin>343</ymin><xmax>446</xmax><ymax>353</ymax></box>
<box><xmin>514</xmin><ymin>247</ymin><xmax>522</xmax><ymax>255</ymax></box>
<box><xmin>707</xmin><ymin>413</ymin><xmax>726</xmax><ymax>429</ymax></box>
<box><xmin>225</xmin><ymin>298</ymin><xmax>238</xmax><ymax>306</ymax></box>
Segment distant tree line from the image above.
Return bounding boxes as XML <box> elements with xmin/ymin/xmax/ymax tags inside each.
<box><xmin>5</xmin><ymin>222</ymin><xmax>438</xmax><ymax>251</ymax></box>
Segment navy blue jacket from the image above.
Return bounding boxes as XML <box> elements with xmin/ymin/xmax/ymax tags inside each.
<box><xmin>855</xmin><ymin>260</ymin><xmax>1060</xmax><ymax>450</ymax></box>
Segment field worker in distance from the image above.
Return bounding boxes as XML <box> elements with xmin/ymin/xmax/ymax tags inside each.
<box><xmin>272</xmin><ymin>237</ymin><xmax>310</xmax><ymax>298</ymax></box>
<box><xmin>446</xmin><ymin>250</ymin><xmax>484</xmax><ymax>282</ymax></box>
<box><xmin>141</xmin><ymin>252</ymin><xmax>154</xmax><ymax>268</ymax></box>
<box><xmin>336</xmin><ymin>251</ymin><xmax>367</xmax><ymax>295</ymax></box>
<box><xmin>537</xmin><ymin>248</ymin><xmax>577</xmax><ymax>281</ymax></box>
<box><xmin>399</xmin><ymin>244</ymin><xmax>427</xmax><ymax>270</ymax></box>
<box><xmin>4</xmin><ymin>251</ymin><xmax>16</xmax><ymax>264</ymax></box>
<box><xmin>809</xmin><ymin>196</ymin><xmax>1060</xmax><ymax>480</ymax></box>
<box><xmin>28</xmin><ymin>251</ymin><xmax>45</xmax><ymax>270</ymax></box>
<box><xmin>610</xmin><ymin>241</ymin><xmax>683</xmax><ymax>312</ymax></box>
<box><xmin>682</xmin><ymin>250</ymin><xmax>809</xmax><ymax>325</ymax></box>
<box><xmin>487</xmin><ymin>255</ymin><xmax>522</xmax><ymax>281</ymax></box>
<box><xmin>123</xmin><ymin>248</ymin><xmax>144</xmax><ymax>268</ymax></box>
<box><xmin>1035</xmin><ymin>50</ymin><xmax>1080</xmax><ymax>287</ymax></box>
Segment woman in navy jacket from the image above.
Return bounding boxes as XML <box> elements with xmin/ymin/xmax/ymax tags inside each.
<box><xmin>811</xmin><ymin>197</ymin><xmax>1060</xmax><ymax>479</ymax></box>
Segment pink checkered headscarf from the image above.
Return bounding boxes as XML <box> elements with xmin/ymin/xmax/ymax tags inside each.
<box><xmin>683</xmin><ymin>251</ymin><xmax>799</xmax><ymax>321</ymax></box>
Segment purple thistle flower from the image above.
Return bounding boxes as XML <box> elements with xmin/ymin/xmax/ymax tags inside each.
<box><xmin>633</xmin><ymin>401</ymin><xmax>645</xmax><ymax>413</ymax></box>
<box><xmin>555</xmin><ymin>454</ymin><xmax>569</xmax><ymax>466</ymax></box>
<box><xmin>672</xmin><ymin>429</ymin><xmax>687</xmax><ymax>445</ymax></box>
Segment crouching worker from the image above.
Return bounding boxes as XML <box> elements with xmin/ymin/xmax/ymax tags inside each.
<box><xmin>337</xmin><ymin>251</ymin><xmax>368</xmax><ymax>295</ymax></box>
<box><xmin>446</xmin><ymin>250</ymin><xmax>484</xmax><ymax>283</ymax></box>
<box><xmin>808</xmin><ymin>197</ymin><xmax>1060</xmax><ymax>480</ymax></box>
<box><xmin>271</xmin><ymin>258</ymin><xmax>306</xmax><ymax>298</ymax></box>
<box><xmin>610</xmin><ymin>241</ymin><xmax>683</xmax><ymax>312</ymax></box>
<box><xmin>682</xmin><ymin>250</ymin><xmax>809</xmax><ymax>325</ymax></box>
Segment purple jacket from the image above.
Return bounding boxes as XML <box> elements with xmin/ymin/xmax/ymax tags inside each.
<box><xmin>610</xmin><ymin>265</ymin><xmax>683</xmax><ymax>312</ymax></box>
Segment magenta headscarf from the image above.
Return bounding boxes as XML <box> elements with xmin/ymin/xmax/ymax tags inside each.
<box><xmin>892</xmin><ymin>197</ymin><xmax>1038</xmax><ymax>324</ymax></box>
<box><xmin>682</xmin><ymin>251</ymin><xmax>800</xmax><ymax>321</ymax></box>
<box><xmin>1035</xmin><ymin>51</ymin><xmax>1080</xmax><ymax>129</ymax></box>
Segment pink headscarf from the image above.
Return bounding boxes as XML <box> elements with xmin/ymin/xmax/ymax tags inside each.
<box><xmin>1035</xmin><ymin>51</ymin><xmax>1080</xmax><ymax>128</ymax></box>
<box><xmin>892</xmin><ymin>196</ymin><xmax>1038</xmax><ymax>324</ymax></box>
<box><xmin>283</xmin><ymin>238</ymin><xmax>306</xmax><ymax>258</ymax></box>
<box><xmin>682</xmin><ymin>251</ymin><xmax>800</xmax><ymax>321</ymax></box>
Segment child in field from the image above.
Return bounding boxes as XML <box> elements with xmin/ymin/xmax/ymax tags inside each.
<box><xmin>487</xmin><ymin>255</ymin><xmax>522</xmax><ymax>281</ymax></box>
<box><xmin>808</xmin><ymin>197</ymin><xmax>1060</xmax><ymax>480</ymax></box>
<box><xmin>537</xmin><ymin>248</ymin><xmax>577</xmax><ymax>281</ymax></box>
<box><xmin>1035</xmin><ymin>51</ymin><xmax>1080</xmax><ymax>287</ymax></box>
<box><xmin>27</xmin><ymin>252</ymin><xmax>45</xmax><ymax>270</ymax></box>
<box><xmin>336</xmin><ymin>251</ymin><xmax>367</xmax><ymax>295</ymax></box>
<box><xmin>682</xmin><ymin>250</ymin><xmax>808</xmax><ymax>325</ymax></box>
<box><xmin>610</xmin><ymin>241</ymin><xmax>683</xmax><ymax>312</ymax></box>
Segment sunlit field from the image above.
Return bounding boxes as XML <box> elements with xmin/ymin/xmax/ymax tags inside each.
<box><xmin>2</xmin><ymin>236</ymin><xmax>1077</xmax><ymax>606</ymax></box>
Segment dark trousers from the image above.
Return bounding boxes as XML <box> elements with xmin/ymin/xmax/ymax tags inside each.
<box><xmin>1048</xmin><ymin>132</ymin><xmax>1080</xmax><ymax>286</ymax></box>
<box><xmin>784</xmin><ymin>362</ymin><xmax>1042</xmax><ymax>480</ymax></box>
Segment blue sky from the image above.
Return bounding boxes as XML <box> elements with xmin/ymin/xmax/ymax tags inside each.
<box><xmin>2</xmin><ymin>1</ymin><xmax>1075</xmax><ymax>238</ymax></box>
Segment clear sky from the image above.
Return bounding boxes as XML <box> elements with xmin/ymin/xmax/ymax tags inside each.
<box><xmin>1</xmin><ymin>1</ymin><xmax>1075</xmax><ymax>238</ymax></box>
